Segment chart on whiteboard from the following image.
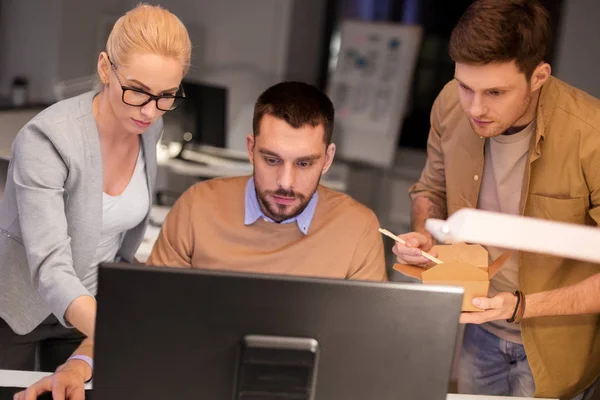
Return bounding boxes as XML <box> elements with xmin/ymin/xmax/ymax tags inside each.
<box><xmin>328</xmin><ymin>21</ymin><xmax>422</xmax><ymax>140</ymax></box>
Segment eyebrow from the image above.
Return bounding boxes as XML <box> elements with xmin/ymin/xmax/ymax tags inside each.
<box><xmin>126</xmin><ymin>78</ymin><xmax>179</xmax><ymax>94</ymax></box>
<box><xmin>296</xmin><ymin>154</ymin><xmax>322</xmax><ymax>162</ymax></box>
<box><xmin>454</xmin><ymin>77</ymin><xmax>511</xmax><ymax>92</ymax></box>
<box><xmin>258</xmin><ymin>149</ymin><xmax>322</xmax><ymax>162</ymax></box>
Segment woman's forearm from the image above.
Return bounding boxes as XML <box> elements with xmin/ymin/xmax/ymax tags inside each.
<box><xmin>59</xmin><ymin>337</ymin><xmax>95</xmax><ymax>381</ymax></box>
<box><xmin>64</xmin><ymin>295</ymin><xmax>97</xmax><ymax>338</ymax></box>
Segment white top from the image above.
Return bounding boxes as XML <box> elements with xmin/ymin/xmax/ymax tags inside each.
<box><xmin>81</xmin><ymin>146</ymin><xmax>149</xmax><ymax>295</ymax></box>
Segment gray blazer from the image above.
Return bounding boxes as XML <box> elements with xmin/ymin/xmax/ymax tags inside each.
<box><xmin>0</xmin><ymin>91</ymin><xmax>162</xmax><ymax>335</ymax></box>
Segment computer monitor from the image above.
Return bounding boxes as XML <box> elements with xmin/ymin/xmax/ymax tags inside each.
<box><xmin>161</xmin><ymin>79</ymin><xmax>227</xmax><ymax>147</ymax></box>
<box><xmin>93</xmin><ymin>263</ymin><xmax>463</xmax><ymax>400</ymax></box>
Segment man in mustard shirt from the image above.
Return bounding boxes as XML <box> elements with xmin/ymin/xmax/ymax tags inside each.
<box><xmin>393</xmin><ymin>1</ymin><xmax>600</xmax><ymax>399</ymax></box>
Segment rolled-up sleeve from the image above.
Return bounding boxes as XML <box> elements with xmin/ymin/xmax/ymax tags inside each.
<box><xmin>12</xmin><ymin>122</ymin><xmax>91</xmax><ymax>327</ymax></box>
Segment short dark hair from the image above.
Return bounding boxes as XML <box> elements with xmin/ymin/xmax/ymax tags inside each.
<box><xmin>449</xmin><ymin>0</ymin><xmax>551</xmax><ymax>79</ymax></box>
<box><xmin>253</xmin><ymin>81</ymin><xmax>335</xmax><ymax>145</ymax></box>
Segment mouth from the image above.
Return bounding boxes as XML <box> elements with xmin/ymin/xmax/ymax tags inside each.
<box><xmin>472</xmin><ymin>118</ymin><xmax>492</xmax><ymax>127</ymax></box>
<box><xmin>132</xmin><ymin>118</ymin><xmax>151</xmax><ymax>128</ymax></box>
<box><xmin>271</xmin><ymin>195</ymin><xmax>296</xmax><ymax>206</ymax></box>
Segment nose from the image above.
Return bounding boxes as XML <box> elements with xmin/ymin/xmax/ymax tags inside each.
<box><xmin>140</xmin><ymin>100</ymin><xmax>158</xmax><ymax>120</ymax></box>
<box><xmin>277</xmin><ymin>163</ymin><xmax>296</xmax><ymax>191</ymax></box>
<box><xmin>469</xmin><ymin>94</ymin><xmax>487</xmax><ymax>118</ymax></box>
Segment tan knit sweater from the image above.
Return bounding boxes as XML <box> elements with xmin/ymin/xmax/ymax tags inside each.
<box><xmin>148</xmin><ymin>176</ymin><xmax>387</xmax><ymax>282</ymax></box>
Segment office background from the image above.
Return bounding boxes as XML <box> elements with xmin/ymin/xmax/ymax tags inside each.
<box><xmin>0</xmin><ymin>0</ymin><xmax>598</xmax><ymax>271</ymax></box>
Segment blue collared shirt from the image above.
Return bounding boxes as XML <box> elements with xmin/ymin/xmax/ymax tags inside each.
<box><xmin>244</xmin><ymin>177</ymin><xmax>318</xmax><ymax>235</ymax></box>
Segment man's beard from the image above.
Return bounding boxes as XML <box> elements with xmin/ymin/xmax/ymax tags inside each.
<box><xmin>254</xmin><ymin>176</ymin><xmax>320</xmax><ymax>222</ymax></box>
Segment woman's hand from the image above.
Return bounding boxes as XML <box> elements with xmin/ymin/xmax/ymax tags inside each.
<box><xmin>13</xmin><ymin>360</ymin><xmax>89</xmax><ymax>400</ymax></box>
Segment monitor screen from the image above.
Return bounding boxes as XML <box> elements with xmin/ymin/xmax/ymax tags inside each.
<box><xmin>161</xmin><ymin>79</ymin><xmax>227</xmax><ymax>148</ymax></box>
<box><xmin>94</xmin><ymin>264</ymin><xmax>463</xmax><ymax>400</ymax></box>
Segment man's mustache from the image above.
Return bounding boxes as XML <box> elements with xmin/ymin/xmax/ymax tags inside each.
<box><xmin>266</xmin><ymin>189</ymin><xmax>305</xmax><ymax>200</ymax></box>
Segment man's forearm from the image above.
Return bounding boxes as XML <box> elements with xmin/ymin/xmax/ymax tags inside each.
<box><xmin>525</xmin><ymin>272</ymin><xmax>600</xmax><ymax>318</ymax></box>
<box><xmin>411</xmin><ymin>196</ymin><xmax>447</xmax><ymax>237</ymax></box>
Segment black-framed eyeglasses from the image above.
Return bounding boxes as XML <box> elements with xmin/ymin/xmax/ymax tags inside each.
<box><xmin>107</xmin><ymin>56</ymin><xmax>185</xmax><ymax>112</ymax></box>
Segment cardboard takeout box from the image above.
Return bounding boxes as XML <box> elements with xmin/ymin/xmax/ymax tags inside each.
<box><xmin>393</xmin><ymin>243</ymin><xmax>512</xmax><ymax>312</ymax></box>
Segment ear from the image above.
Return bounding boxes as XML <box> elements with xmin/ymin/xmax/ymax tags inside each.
<box><xmin>97</xmin><ymin>52</ymin><xmax>110</xmax><ymax>85</ymax></box>
<box><xmin>530</xmin><ymin>62</ymin><xmax>551</xmax><ymax>92</ymax></box>
<box><xmin>246</xmin><ymin>134</ymin><xmax>256</xmax><ymax>165</ymax></box>
<box><xmin>321</xmin><ymin>143</ymin><xmax>336</xmax><ymax>175</ymax></box>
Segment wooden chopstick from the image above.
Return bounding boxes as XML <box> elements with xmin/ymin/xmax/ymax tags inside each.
<box><xmin>378</xmin><ymin>228</ymin><xmax>444</xmax><ymax>264</ymax></box>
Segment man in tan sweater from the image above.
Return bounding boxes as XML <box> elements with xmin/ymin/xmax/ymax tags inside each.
<box><xmin>393</xmin><ymin>1</ymin><xmax>600</xmax><ymax>399</ymax></box>
<box><xmin>147</xmin><ymin>81</ymin><xmax>387</xmax><ymax>282</ymax></box>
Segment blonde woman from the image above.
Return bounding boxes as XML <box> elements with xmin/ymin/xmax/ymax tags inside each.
<box><xmin>1</xmin><ymin>3</ymin><xmax>191</xmax><ymax>395</ymax></box>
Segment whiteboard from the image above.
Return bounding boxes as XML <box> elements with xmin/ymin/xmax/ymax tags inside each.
<box><xmin>327</xmin><ymin>21</ymin><xmax>422</xmax><ymax>168</ymax></box>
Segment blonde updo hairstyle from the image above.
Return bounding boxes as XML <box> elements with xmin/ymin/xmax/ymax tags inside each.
<box><xmin>102</xmin><ymin>3</ymin><xmax>191</xmax><ymax>77</ymax></box>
